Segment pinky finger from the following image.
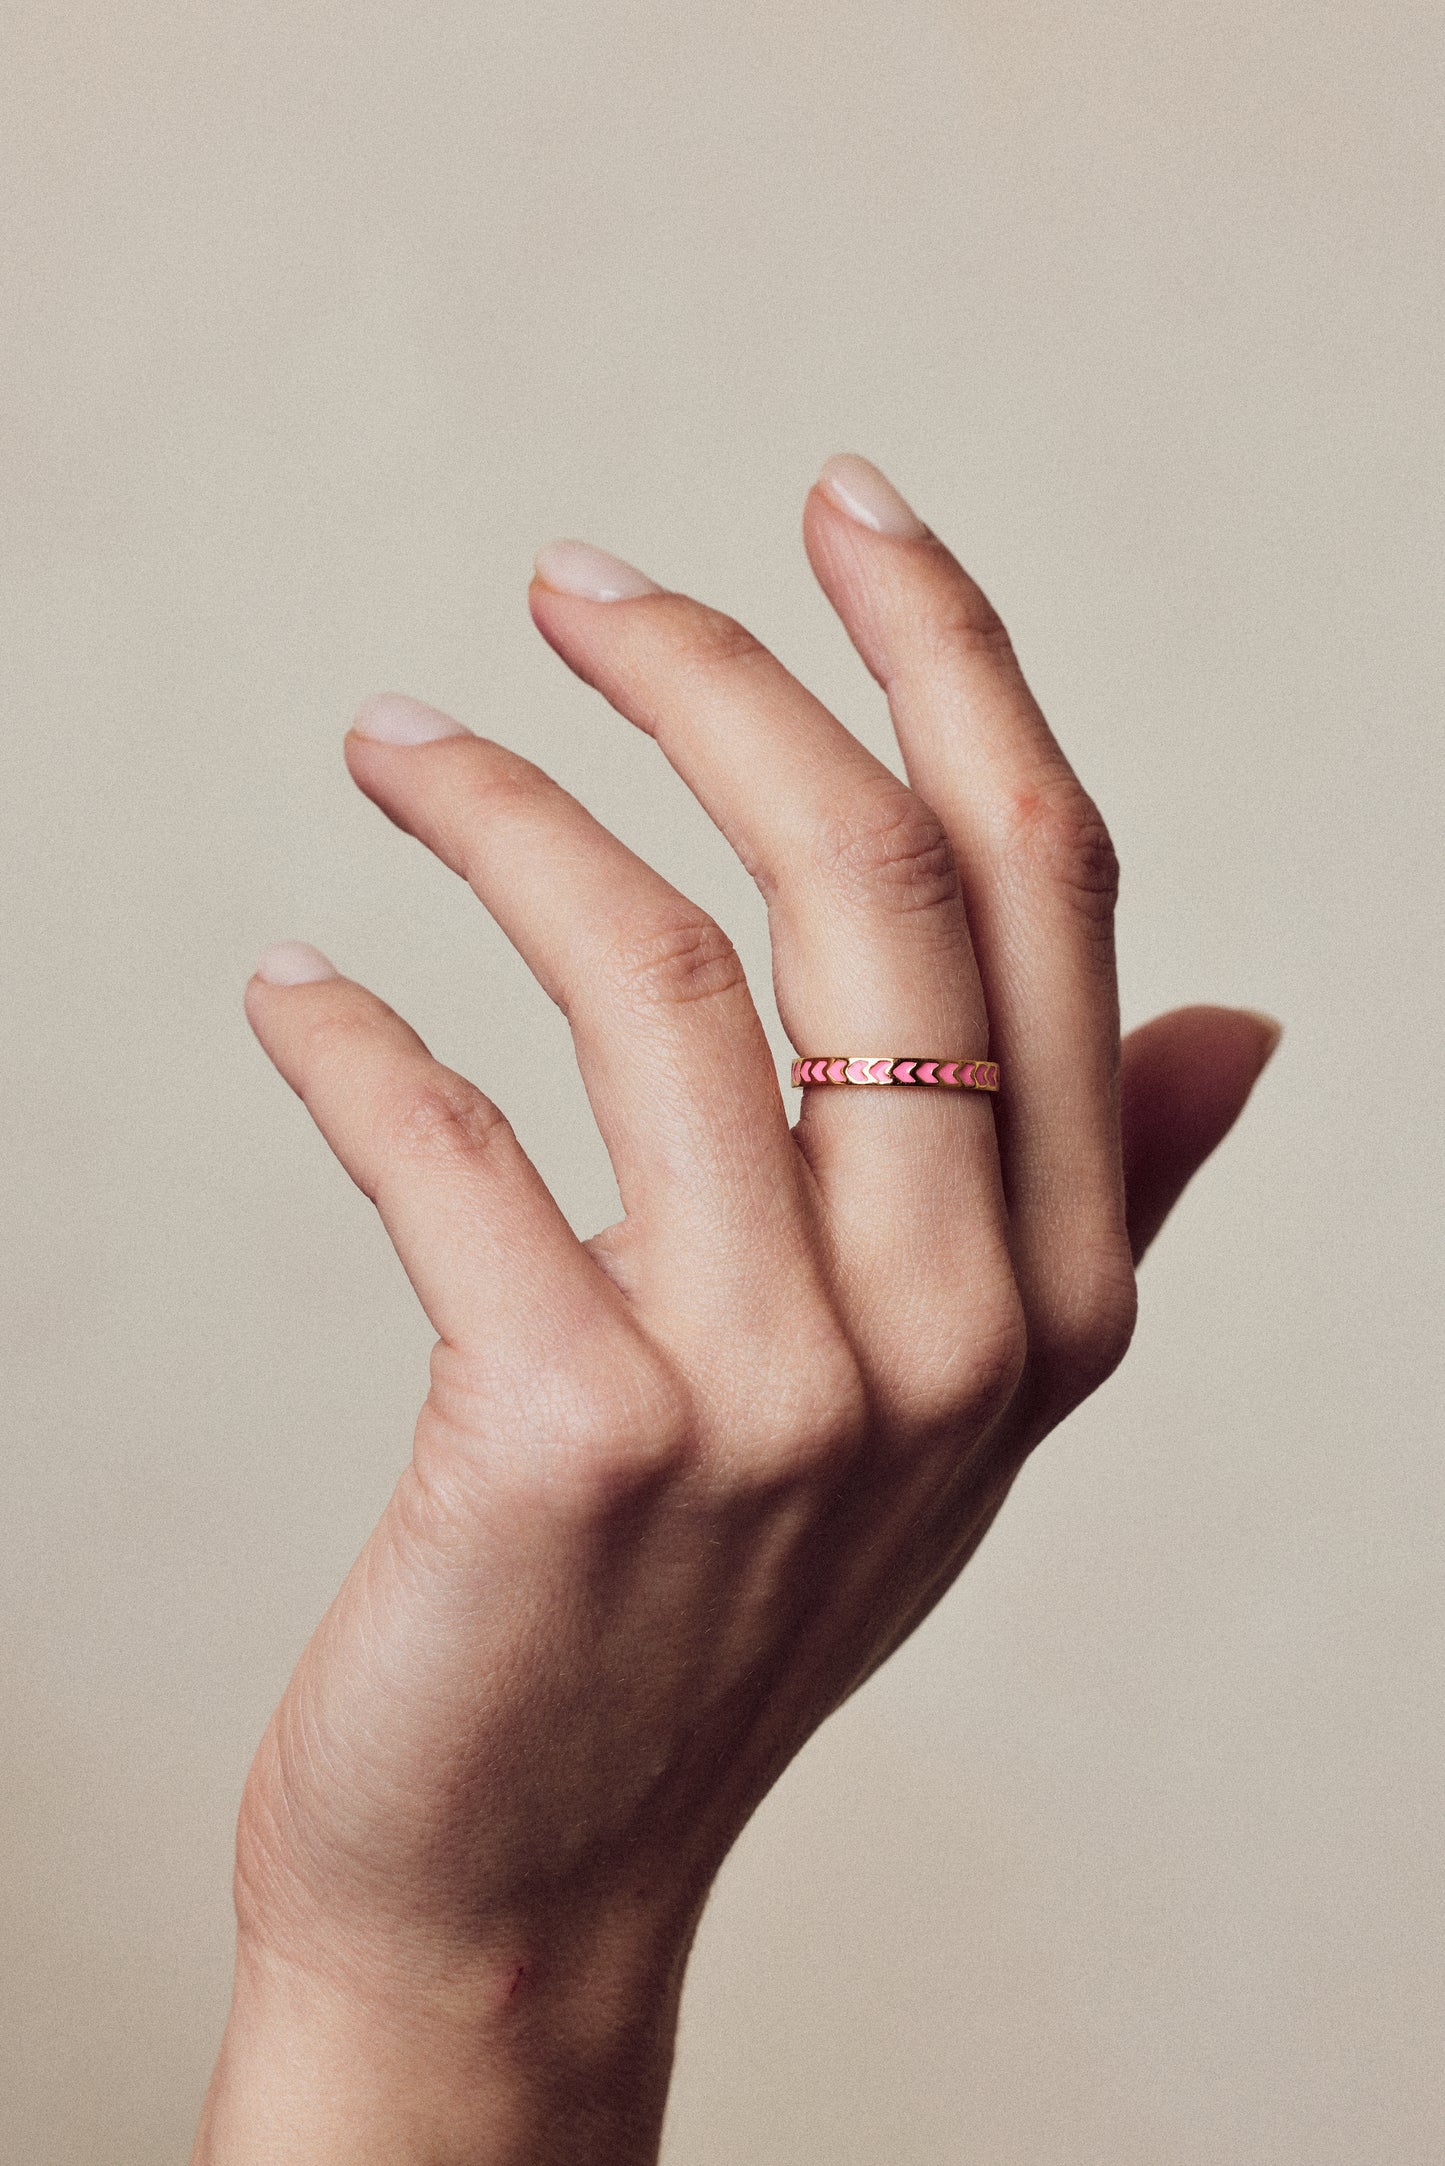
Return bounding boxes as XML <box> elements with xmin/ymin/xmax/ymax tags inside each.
<box><xmin>244</xmin><ymin>943</ymin><xmax>607</xmax><ymax>1356</ymax></box>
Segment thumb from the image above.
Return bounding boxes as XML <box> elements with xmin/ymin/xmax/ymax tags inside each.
<box><xmin>1121</xmin><ymin>1005</ymin><xmax>1282</xmax><ymax>1264</ymax></box>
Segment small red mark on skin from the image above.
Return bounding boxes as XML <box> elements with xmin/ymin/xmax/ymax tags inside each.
<box><xmin>508</xmin><ymin>1964</ymin><xmax>527</xmax><ymax>1999</ymax></box>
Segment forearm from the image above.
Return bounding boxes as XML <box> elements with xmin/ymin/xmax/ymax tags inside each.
<box><xmin>193</xmin><ymin>1935</ymin><xmax>688</xmax><ymax>2166</ymax></box>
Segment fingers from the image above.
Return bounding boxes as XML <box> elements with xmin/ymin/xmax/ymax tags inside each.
<box><xmin>1120</xmin><ymin>1006</ymin><xmax>1282</xmax><ymax>1262</ymax></box>
<box><xmin>527</xmin><ymin>547</ymin><xmax>987</xmax><ymax>1054</ymax></box>
<box><xmin>527</xmin><ymin>543</ymin><xmax>1016</xmax><ymax>1421</ymax></box>
<box><xmin>244</xmin><ymin>945</ymin><xmax>607</xmax><ymax>1357</ymax></box>
<box><xmin>802</xmin><ymin>457</ymin><xmax>1135</xmax><ymax>1407</ymax></box>
<box><xmin>341</xmin><ymin>699</ymin><xmax>812</xmax><ymax>1348</ymax></box>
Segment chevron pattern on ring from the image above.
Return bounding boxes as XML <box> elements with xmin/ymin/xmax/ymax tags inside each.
<box><xmin>790</xmin><ymin>1057</ymin><xmax>1000</xmax><ymax>1091</ymax></box>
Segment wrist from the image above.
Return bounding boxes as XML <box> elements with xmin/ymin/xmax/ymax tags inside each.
<box><xmin>194</xmin><ymin>1912</ymin><xmax>694</xmax><ymax>2166</ymax></box>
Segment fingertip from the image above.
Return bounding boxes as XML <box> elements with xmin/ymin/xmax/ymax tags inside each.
<box><xmin>1239</xmin><ymin>1008</ymin><xmax>1285</xmax><ymax>1062</ymax></box>
<box><xmin>251</xmin><ymin>940</ymin><xmax>340</xmax><ymax>987</ymax></box>
<box><xmin>1120</xmin><ymin>1003</ymin><xmax>1283</xmax><ymax>1263</ymax></box>
<box><xmin>532</xmin><ymin>540</ymin><xmax>662</xmax><ymax>603</ymax></box>
<box><xmin>349</xmin><ymin>693</ymin><xmax>473</xmax><ymax>747</ymax></box>
<box><xmin>813</xmin><ymin>453</ymin><xmax>930</xmax><ymax>541</ymax></box>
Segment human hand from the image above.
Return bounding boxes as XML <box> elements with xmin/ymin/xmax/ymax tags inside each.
<box><xmin>196</xmin><ymin>456</ymin><xmax>1278</xmax><ymax>2163</ymax></box>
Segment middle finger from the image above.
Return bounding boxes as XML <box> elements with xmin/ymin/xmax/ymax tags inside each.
<box><xmin>530</xmin><ymin>543</ymin><xmax>1017</xmax><ymax>1420</ymax></box>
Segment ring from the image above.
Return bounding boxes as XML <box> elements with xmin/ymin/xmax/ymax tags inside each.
<box><xmin>791</xmin><ymin>1056</ymin><xmax>1000</xmax><ymax>1092</ymax></box>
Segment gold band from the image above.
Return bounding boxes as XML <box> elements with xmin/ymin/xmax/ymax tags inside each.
<box><xmin>791</xmin><ymin>1057</ymin><xmax>999</xmax><ymax>1091</ymax></box>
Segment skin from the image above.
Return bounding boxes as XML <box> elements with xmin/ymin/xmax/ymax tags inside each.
<box><xmin>194</xmin><ymin>462</ymin><xmax>1279</xmax><ymax>2163</ymax></box>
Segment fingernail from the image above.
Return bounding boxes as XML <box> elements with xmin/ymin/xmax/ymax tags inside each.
<box><xmin>351</xmin><ymin>692</ymin><xmax>473</xmax><ymax>746</ymax></box>
<box><xmin>254</xmin><ymin>941</ymin><xmax>340</xmax><ymax>986</ymax></box>
<box><xmin>817</xmin><ymin>454</ymin><xmax>929</xmax><ymax>540</ymax></box>
<box><xmin>533</xmin><ymin>540</ymin><xmax>662</xmax><ymax>602</ymax></box>
<box><xmin>1243</xmin><ymin>1009</ymin><xmax>1285</xmax><ymax>1057</ymax></box>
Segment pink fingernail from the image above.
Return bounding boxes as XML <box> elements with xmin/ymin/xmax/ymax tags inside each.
<box><xmin>533</xmin><ymin>540</ymin><xmax>662</xmax><ymax>602</ymax></box>
<box><xmin>351</xmin><ymin>693</ymin><xmax>473</xmax><ymax>745</ymax></box>
<box><xmin>817</xmin><ymin>454</ymin><xmax>928</xmax><ymax>540</ymax></box>
<box><xmin>254</xmin><ymin>941</ymin><xmax>339</xmax><ymax>985</ymax></box>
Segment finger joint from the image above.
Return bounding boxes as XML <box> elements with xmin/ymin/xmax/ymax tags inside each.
<box><xmin>815</xmin><ymin>783</ymin><xmax>962</xmax><ymax>925</ymax></box>
<box><xmin>999</xmin><ymin>776</ymin><xmax>1120</xmax><ymax>924</ymax></box>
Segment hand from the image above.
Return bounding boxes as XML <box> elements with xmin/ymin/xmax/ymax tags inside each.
<box><xmin>196</xmin><ymin>456</ymin><xmax>1278</xmax><ymax>2163</ymax></box>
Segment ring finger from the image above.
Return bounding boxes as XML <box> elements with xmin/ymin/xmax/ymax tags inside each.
<box><xmin>802</xmin><ymin>457</ymin><xmax>1139</xmax><ymax>1426</ymax></box>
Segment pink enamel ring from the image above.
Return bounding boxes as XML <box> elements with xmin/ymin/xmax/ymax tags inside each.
<box><xmin>791</xmin><ymin>1056</ymin><xmax>1000</xmax><ymax>1092</ymax></box>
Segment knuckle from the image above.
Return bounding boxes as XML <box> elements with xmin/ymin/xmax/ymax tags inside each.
<box><xmin>536</xmin><ymin>1369</ymin><xmax>697</xmax><ymax>1518</ymax></box>
<box><xmin>660</xmin><ymin>601</ymin><xmax>769</xmax><ymax>679</ymax></box>
<box><xmin>737</xmin><ymin>1333</ymin><xmax>872</xmax><ymax>1486</ymax></box>
<box><xmin>418</xmin><ymin>1337</ymin><xmax>697</xmax><ymax>1523</ymax></box>
<box><xmin>607</xmin><ymin>910</ymin><xmax>747</xmax><ymax>1011</ymax></box>
<box><xmin>963</xmin><ymin>1289</ymin><xmax>1032</xmax><ymax>1421</ymax></box>
<box><xmin>925</xmin><ymin>591</ymin><xmax>1019</xmax><ymax>667</ymax></box>
<box><xmin>890</xmin><ymin>1286</ymin><xmax>1029</xmax><ymax>1442</ymax></box>
<box><xmin>375</xmin><ymin>1073</ymin><xmax>512</xmax><ymax>1182</ymax></box>
<box><xmin>816</xmin><ymin>782</ymin><xmax>962</xmax><ymax>923</ymax></box>
<box><xmin>1000</xmin><ymin>776</ymin><xmax>1120</xmax><ymax>922</ymax></box>
<box><xmin>1031</xmin><ymin>1242</ymin><xmax>1139</xmax><ymax>1407</ymax></box>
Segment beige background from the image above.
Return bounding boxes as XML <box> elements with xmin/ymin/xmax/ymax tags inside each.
<box><xmin>3</xmin><ymin>1</ymin><xmax>1443</xmax><ymax>2158</ymax></box>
